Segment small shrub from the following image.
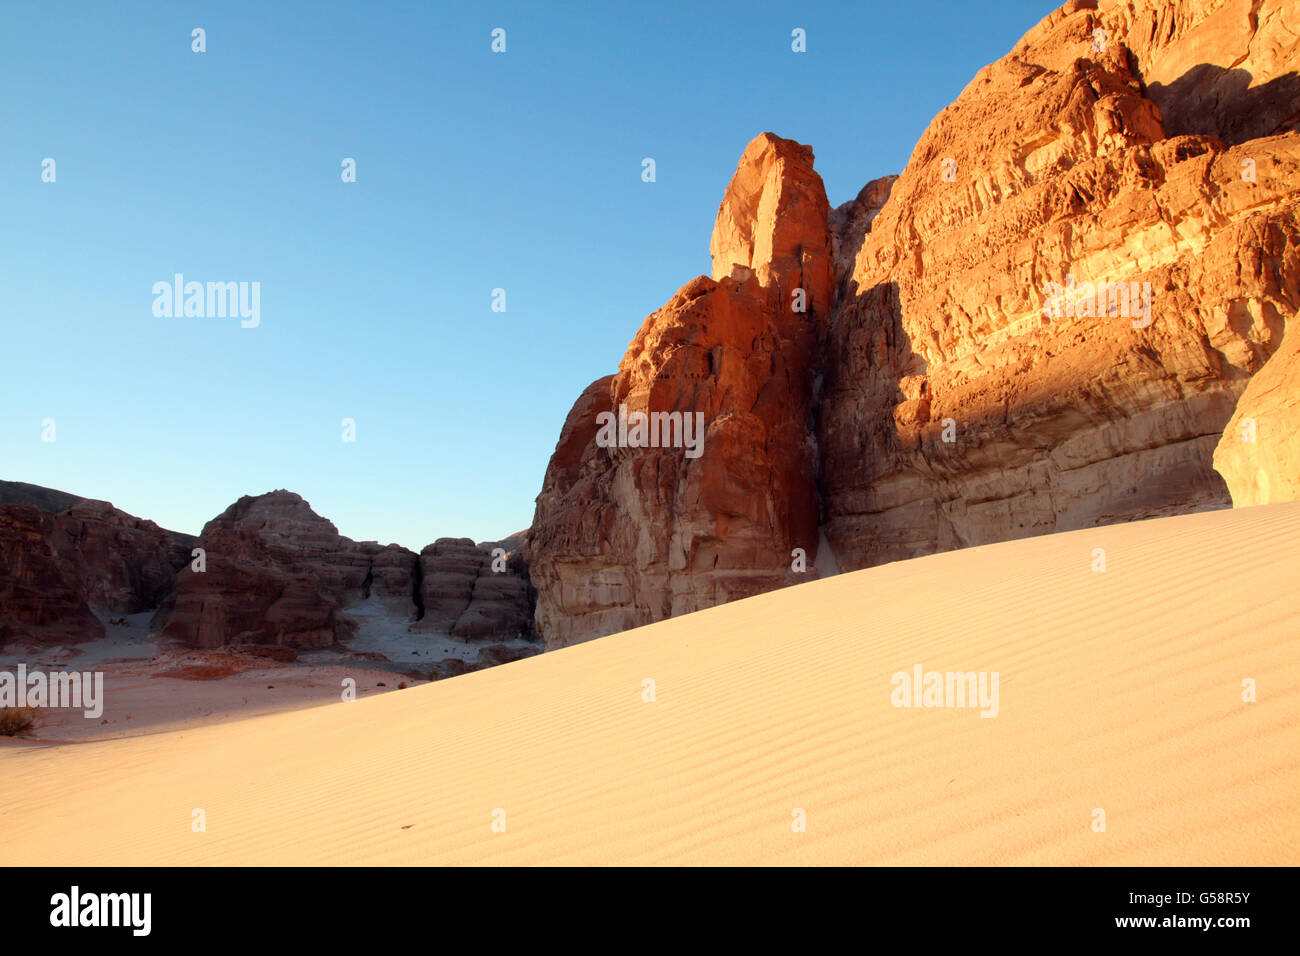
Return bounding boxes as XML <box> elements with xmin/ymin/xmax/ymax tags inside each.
<box><xmin>0</xmin><ymin>706</ymin><xmax>42</xmax><ymax>737</ymax></box>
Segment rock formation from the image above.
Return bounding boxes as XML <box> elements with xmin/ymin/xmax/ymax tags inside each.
<box><xmin>527</xmin><ymin>133</ymin><xmax>831</xmax><ymax>647</ymax></box>
<box><xmin>45</xmin><ymin>499</ymin><xmax>196</xmax><ymax>614</ymax></box>
<box><xmin>0</xmin><ymin>485</ymin><xmax>195</xmax><ymax>645</ymax></box>
<box><xmin>710</xmin><ymin>133</ymin><xmax>835</xmax><ymax>312</ymax></box>
<box><xmin>528</xmin><ymin>0</ymin><xmax>1300</xmax><ymax>646</ymax></box>
<box><xmin>819</xmin><ymin>0</ymin><xmax>1300</xmax><ymax>569</ymax></box>
<box><xmin>1214</xmin><ymin>320</ymin><xmax>1300</xmax><ymax>505</ymax></box>
<box><xmin>0</xmin><ymin>506</ymin><xmax>106</xmax><ymax>645</ymax></box>
<box><xmin>156</xmin><ymin>491</ymin><xmax>534</xmax><ymax>648</ymax></box>
<box><xmin>414</xmin><ymin>537</ymin><xmax>532</xmax><ymax>640</ymax></box>
<box><xmin>154</xmin><ymin>491</ymin><xmax>376</xmax><ymax>648</ymax></box>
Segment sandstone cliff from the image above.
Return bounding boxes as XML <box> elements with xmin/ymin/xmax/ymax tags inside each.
<box><xmin>527</xmin><ymin>133</ymin><xmax>831</xmax><ymax>647</ymax></box>
<box><xmin>528</xmin><ymin>0</ymin><xmax>1300</xmax><ymax>647</ymax></box>
<box><xmin>1214</xmin><ymin>320</ymin><xmax>1300</xmax><ymax>505</ymax></box>
<box><xmin>820</xmin><ymin>0</ymin><xmax>1300</xmax><ymax>569</ymax></box>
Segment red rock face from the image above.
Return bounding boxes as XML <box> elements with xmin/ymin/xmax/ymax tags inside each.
<box><xmin>528</xmin><ymin>0</ymin><xmax>1300</xmax><ymax>647</ymax></box>
<box><xmin>0</xmin><ymin>487</ymin><xmax>194</xmax><ymax>645</ymax></box>
<box><xmin>711</xmin><ymin>132</ymin><xmax>835</xmax><ymax>313</ymax></box>
<box><xmin>0</xmin><ymin>505</ymin><xmax>106</xmax><ymax>645</ymax></box>
<box><xmin>527</xmin><ymin>134</ymin><xmax>830</xmax><ymax>647</ymax></box>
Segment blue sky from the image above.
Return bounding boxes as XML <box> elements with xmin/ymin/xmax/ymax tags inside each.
<box><xmin>1</xmin><ymin>0</ymin><xmax>1055</xmax><ymax>547</ymax></box>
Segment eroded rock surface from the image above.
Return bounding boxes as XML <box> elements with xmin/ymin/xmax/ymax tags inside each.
<box><xmin>0</xmin><ymin>486</ymin><xmax>194</xmax><ymax>645</ymax></box>
<box><xmin>528</xmin><ymin>0</ymin><xmax>1300</xmax><ymax>647</ymax></box>
<box><xmin>156</xmin><ymin>491</ymin><xmax>534</xmax><ymax>648</ymax></box>
<box><xmin>819</xmin><ymin>0</ymin><xmax>1300</xmax><ymax>568</ymax></box>
<box><xmin>1214</xmin><ymin>320</ymin><xmax>1300</xmax><ymax>505</ymax></box>
<box><xmin>527</xmin><ymin>134</ymin><xmax>831</xmax><ymax>647</ymax></box>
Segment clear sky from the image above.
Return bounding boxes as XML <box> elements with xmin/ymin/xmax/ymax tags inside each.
<box><xmin>1</xmin><ymin>0</ymin><xmax>1056</xmax><ymax>548</ymax></box>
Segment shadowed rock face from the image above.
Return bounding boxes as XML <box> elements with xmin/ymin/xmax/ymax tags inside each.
<box><xmin>46</xmin><ymin>500</ymin><xmax>196</xmax><ymax>614</ymax></box>
<box><xmin>414</xmin><ymin>537</ymin><xmax>532</xmax><ymax>640</ymax></box>
<box><xmin>155</xmin><ymin>491</ymin><xmax>533</xmax><ymax>649</ymax></box>
<box><xmin>0</xmin><ymin>506</ymin><xmax>106</xmax><ymax>645</ymax></box>
<box><xmin>0</xmin><ymin>486</ymin><xmax>195</xmax><ymax>645</ymax></box>
<box><xmin>527</xmin><ymin>0</ymin><xmax>1300</xmax><ymax>647</ymax></box>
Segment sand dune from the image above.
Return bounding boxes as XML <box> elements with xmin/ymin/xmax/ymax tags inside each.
<box><xmin>2</xmin><ymin>502</ymin><xmax>1297</xmax><ymax>865</ymax></box>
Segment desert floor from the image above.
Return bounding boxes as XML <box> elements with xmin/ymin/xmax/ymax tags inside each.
<box><xmin>2</xmin><ymin>502</ymin><xmax>1297</xmax><ymax>865</ymax></box>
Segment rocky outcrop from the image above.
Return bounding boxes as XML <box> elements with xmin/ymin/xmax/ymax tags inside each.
<box><xmin>710</xmin><ymin>132</ymin><xmax>835</xmax><ymax>313</ymax></box>
<box><xmin>0</xmin><ymin>485</ymin><xmax>195</xmax><ymax>645</ymax></box>
<box><xmin>153</xmin><ymin>491</ymin><xmax>424</xmax><ymax>648</ymax></box>
<box><xmin>44</xmin><ymin>500</ymin><xmax>195</xmax><ymax>614</ymax></box>
<box><xmin>155</xmin><ymin>491</ymin><xmax>380</xmax><ymax>648</ymax></box>
<box><xmin>155</xmin><ymin>491</ymin><xmax>534</xmax><ymax>648</ymax></box>
<box><xmin>818</xmin><ymin>0</ymin><xmax>1300</xmax><ymax>570</ymax></box>
<box><xmin>414</xmin><ymin>538</ymin><xmax>532</xmax><ymax>640</ymax></box>
<box><xmin>527</xmin><ymin>133</ymin><xmax>830</xmax><ymax>647</ymax></box>
<box><xmin>0</xmin><ymin>506</ymin><xmax>105</xmax><ymax>645</ymax></box>
<box><xmin>528</xmin><ymin>0</ymin><xmax>1300</xmax><ymax>647</ymax></box>
<box><xmin>1214</xmin><ymin>320</ymin><xmax>1300</xmax><ymax>505</ymax></box>
<box><xmin>1109</xmin><ymin>0</ymin><xmax>1300</xmax><ymax>145</ymax></box>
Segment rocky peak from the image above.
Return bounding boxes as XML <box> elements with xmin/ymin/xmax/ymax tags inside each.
<box><xmin>204</xmin><ymin>489</ymin><xmax>344</xmax><ymax>550</ymax></box>
<box><xmin>709</xmin><ymin>132</ymin><xmax>834</xmax><ymax>315</ymax></box>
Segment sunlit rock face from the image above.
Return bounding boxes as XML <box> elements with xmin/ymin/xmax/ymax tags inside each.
<box><xmin>529</xmin><ymin>0</ymin><xmax>1300</xmax><ymax>646</ymax></box>
<box><xmin>818</xmin><ymin>0</ymin><xmax>1300</xmax><ymax>570</ymax></box>
<box><xmin>1215</xmin><ymin>320</ymin><xmax>1300</xmax><ymax>506</ymax></box>
<box><xmin>527</xmin><ymin>134</ymin><xmax>832</xmax><ymax>648</ymax></box>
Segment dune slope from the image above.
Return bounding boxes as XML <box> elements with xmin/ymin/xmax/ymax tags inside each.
<box><xmin>2</xmin><ymin>502</ymin><xmax>1297</xmax><ymax>865</ymax></box>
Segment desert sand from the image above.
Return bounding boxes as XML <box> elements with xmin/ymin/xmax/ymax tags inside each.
<box><xmin>2</xmin><ymin>502</ymin><xmax>1297</xmax><ymax>865</ymax></box>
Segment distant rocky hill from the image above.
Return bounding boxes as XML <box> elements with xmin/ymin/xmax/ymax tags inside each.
<box><xmin>0</xmin><ymin>479</ymin><xmax>91</xmax><ymax>514</ymax></box>
<box><xmin>156</xmin><ymin>491</ymin><xmax>533</xmax><ymax>648</ymax></box>
<box><xmin>1</xmin><ymin>483</ymin><xmax>534</xmax><ymax>650</ymax></box>
<box><xmin>0</xmin><ymin>486</ymin><xmax>195</xmax><ymax>645</ymax></box>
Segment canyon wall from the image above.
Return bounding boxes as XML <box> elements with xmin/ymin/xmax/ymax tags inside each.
<box><xmin>819</xmin><ymin>0</ymin><xmax>1300</xmax><ymax>568</ymax></box>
